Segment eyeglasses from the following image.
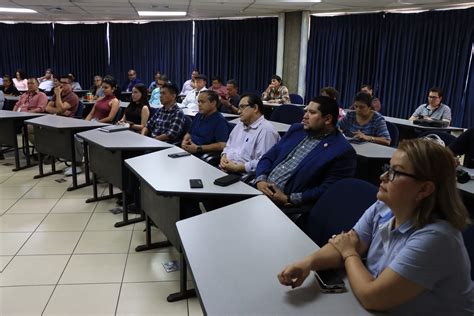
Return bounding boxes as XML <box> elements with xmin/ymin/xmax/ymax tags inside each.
<box><xmin>428</xmin><ymin>96</ymin><xmax>439</xmax><ymax>99</ymax></box>
<box><xmin>238</xmin><ymin>103</ymin><xmax>253</xmax><ymax>110</ymax></box>
<box><xmin>381</xmin><ymin>164</ymin><xmax>420</xmax><ymax>182</ymax></box>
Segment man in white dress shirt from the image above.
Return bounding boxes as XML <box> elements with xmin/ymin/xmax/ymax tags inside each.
<box><xmin>179</xmin><ymin>74</ymin><xmax>208</xmax><ymax>111</ymax></box>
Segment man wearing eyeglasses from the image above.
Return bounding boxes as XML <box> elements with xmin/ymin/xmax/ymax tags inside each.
<box><xmin>409</xmin><ymin>87</ymin><xmax>451</xmax><ymax>125</ymax></box>
<box><xmin>45</xmin><ymin>75</ymin><xmax>79</xmax><ymax>117</ymax></box>
<box><xmin>121</xmin><ymin>69</ymin><xmax>143</xmax><ymax>93</ymax></box>
<box><xmin>255</xmin><ymin>96</ymin><xmax>357</xmax><ymax>210</ymax></box>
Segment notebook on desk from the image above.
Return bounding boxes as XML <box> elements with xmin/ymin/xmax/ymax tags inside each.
<box><xmin>98</xmin><ymin>125</ymin><xmax>129</xmax><ymax>133</ymax></box>
<box><xmin>413</xmin><ymin>118</ymin><xmax>449</xmax><ymax>128</ymax></box>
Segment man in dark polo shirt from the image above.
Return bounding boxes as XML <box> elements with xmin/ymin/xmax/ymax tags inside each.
<box><xmin>181</xmin><ymin>90</ymin><xmax>229</xmax><ymax>155</ymax></box>
<box><xmin>45</xmin><ymin>75</ymin><xmax>79</xmax><ymax>117</ymax></box>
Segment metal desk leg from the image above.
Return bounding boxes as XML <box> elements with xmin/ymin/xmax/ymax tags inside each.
<box><xmin>67</xmin><ymin>137</ymin><xmax>93</xmax><ymax>191</ymax></box>
<box><xmin>135</xmin><ymin>215</ymin><xmax>171</xmax><ymax>252</ymax></box>
<box><xmin>115</xmin><ymin>179</ymin><xmax>145</xmax><ymax>228</ymax></box>
<box><xmin>33</xmin><ymin>154</ymin><xmax>62</xmax><ymax>179</ymax></box>
<box><xmin>167</xmin><ymin>252</ymin><xmax>196</xmax><ymax>302</ymax></box>
<box><xmin>85</xmin><ymin>174</ymin><xmax>120</xmax><ymax>203</ymax></box>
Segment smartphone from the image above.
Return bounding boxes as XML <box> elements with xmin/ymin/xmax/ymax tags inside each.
<box><xmin>314</xmin><ymin>270</ymin><xmax>346</xmax><ymax>293</ymax></box>
<box><xmin>214</xmin><ymin>174</ymin><xmax>241</xmax><ymax>187</ymax></box>
<box><xmin>189</xmin><ymin>179</ymin><xmax>203</xmax><ymax>189</ymax></box>
<box><xmin>168</xmin><ymin>152</ymin><xmax>191</xmax><ymax>158</ymax></box>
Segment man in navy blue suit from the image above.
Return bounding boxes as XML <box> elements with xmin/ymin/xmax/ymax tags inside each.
<box><xmin>255</xmin><ymin>95</ymin><xmax>357</xmax><ymax>209</ymax></box>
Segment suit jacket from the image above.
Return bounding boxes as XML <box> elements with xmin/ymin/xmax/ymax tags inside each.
<box><xmin>256</xmin><ymin>123</ymin><xmax>357</xmax><ymax>205</ymax></box>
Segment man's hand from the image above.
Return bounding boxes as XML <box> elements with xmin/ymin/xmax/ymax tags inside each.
<box><xmin>54</xmin><ymin>86</ymin><xmax>62</xmax><ymax>96</ymax></box>
<box><xmin>256</xmin><ymin>180</ymin><xmax>275</xmax><ymax>197</ymax></box>
<box><xmin>182</xmin><ymin>140</ymin><xmax>198</xmax><ymax>154</ymax></box>
<box><xmin>269</xmin><ymin>184</ymin><xmax>289</xmax><ymax>205</ymax></box>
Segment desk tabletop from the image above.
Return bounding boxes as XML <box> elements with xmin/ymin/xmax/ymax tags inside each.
<box><xmin>4</xmin><ymin>95</ymin><xmax>20</xmax><ymax>101</ymax></box>
<box><xmin>177</xmin><ymin>195</ymin><xmax>371</xmax><ymax>315</ymax></box>
<box><xmin>77</xmin><ymin>129</ymin><xmax>171</xmax><ymax>150</ymax></box>
<box><xmin>229</xmin><ymin>118</ymin><xmax>290</xmax><ymax>133</ymax></box>
<box><xmin>384</xmin><ymin>116</ymin><xmax>464</xmax><ymax>132</ymax></box>
<box><xmin>0</xmin><ymin>110</ymin><xmax>44</xmax><ymax>120</ymax></box>
<box><xmin>263</xmin><ymin>101</ymin><xmax>305</xmax><ymax>108</ymax></box>
<box><xmin>125</xmin><ymin>147</ymin><xmax>261</xmax><ymax>197</ymax></box>
<box><xmin>458</xmin><ymin>167</ymin><xmax>474</xmax><ymax>196</ymax></box>
<box><xmin>182</xmin><ymin>108</ymin><xmax>238</xmax><ymax>119</ymax></box>
<box><xmin>25</xmin><ymin>115</ymin><xmax>107</xmax><ymax>129</ymax></box>
<box><xmin>351</xmin><ymin>141</ymin><xmax>396</xmax><ymax>159</ymax></box>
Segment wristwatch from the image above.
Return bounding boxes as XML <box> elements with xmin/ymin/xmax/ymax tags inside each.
<box><xmin>369</xmin><ymin>136</ymin><xmax>374</xmax><ymax>142</ymax></box>
<box><xmin>197</xmin><ymin>145</ymin><xmax>203</xmax><ymax>153</ymax></box>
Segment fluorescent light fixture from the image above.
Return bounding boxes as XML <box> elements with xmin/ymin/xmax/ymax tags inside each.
<box><xmin>0</xmin><ymin>7</ymin><xmax>37</xmax><ymax>13</ymax></box>
<box><xmin>138</xmin><ymin>11</ymin><xmax>186</xmax><ymax>17</ymax></box>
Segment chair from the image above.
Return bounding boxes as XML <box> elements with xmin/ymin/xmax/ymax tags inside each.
<box><xmin>270</xmin><ymin>104</ymin><xmax>304</xmax><ymax>125</ymax></box>
<box><xmin>112</xmin><ymin>107</ymin><xmax>124</xmax><ymax>124</ymax></box>
<box><xmin>419</xmin><ymin>131</ymin><xmax>457</xmax><ymax>147</ymax></box>
<box><xmin>305</xmin><ymin>178</ymin><xmax>378</xmax><ymax>246</ymax></box>
<box><xmin>386</xmin><ymin>121</ymin><xmax>399</xmax><ymax>148</ymax></box>
<box><xmin>74</xmin><ymin>101</ymin><xmax>84</xmax><ymax>119</ymax></box>
<box><xmin>462</xmin><ymin>224</ymin><xmax>474</xmax><ymax>280</ymax></box>
<box><xmin>149</xmin><ymin>106</ymin><xmax>157</xmax><ymax>118</ymax></box>
<box><xmin>289</xmin><ymin>93</ymin><xmax>304</xmax><ymax>105</ymax></box>
<box><xmin>173</xmin><ymin>115</ymin><xmax>193</xmax><ymax>146</ymax></box>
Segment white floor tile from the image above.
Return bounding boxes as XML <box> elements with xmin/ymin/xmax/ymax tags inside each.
<box><xmin>74</xmin><ymin>230</ymin><xmax>132</xmax><ymax>254</ymax></box>
<box><xmin>85</xmin><ymin>212</ymin><xmax>137</xmax><ymax>231</ymax></box>
<box><xmin>36</xmin><ymin>213</ymin><xmax>91</xmax><ymax>232</ymax></box>
<box><xmin>123</xmin><ymin>252</ymin><xmax>180</xmax><ymax>282</ymax></box>
<box><xmin>129</xmin><ymin>227</ymin><xmax>176</xmax><ymax>253</ymax></box>
<box><xmin>7</xmin><ymin>198</ymin><xmax>58</xmax><ymax>214</ymax></box>
<box><xmin>0</xmin><ymin>198</ymin><xmax>17</xmax><ymax>215</ymax></box>
<box><xmin>0</xmin><ymin>255</ymin><xmax>69</xmax><ymax>286</ymax></box>
<box><xmin>116</xmin><ymin>282</ymin><xmax>188</xmax><ymax>316</ymax></box>
<box><xmin>188</xmin><ymin>297</ymin><xmax>204</xmax><ymax>316</ymax></box>
<box><xmin>1</xmin><ymin>175</ymin><xmax>41</xmax><ymax>186</ymax></box>
<box><xmin>0</xmin><ymin>285</ymin><xmax>55</xmax><ymax>316</ymax></box>
<box><xmin>61</xmin><ymin>186</ymin><xmax>96</xmax><ymax>199</ymax></box>
<box><xmin>18</xmin><ymin>231</ymin><xmax>82</xmax><ymax>255</ymax></box>
<box><xmin>59</xmin><ymin>254</ymin><xmax>127</xmax><ymax>284</ymax></box>
<box><xmin>94</xmin><ymin>199</ymin><xmax>120</xmax><ymax>213</ymax></box>
<box><xmin>0</xmin><ymin>186</ymin><xmax>31</xmax><ymax>199</ymax></box>
<box><xmin>43</xmin><ymin>283</ymin><xmax>120</xmax><ymax>316</ymax></box>
<box><xmin>23</xmin><ymin>186</ymin><xmax>66</xmax><ymax>199</ymax></box>
<box><xmin>0</xmin><ymin>213</ymin><xmax>46</xmax><ymax>232</ymax></box>
<box><xmin>0</xmin><ymin>232</ymin><xmax>31</xmax><ymax>255</ymax></box>
<box><xmin>50</xmin><ymin>198</ymin><xmax>96</xmax><ymax>213</ymax></box>
<box><xmin>0</xmin><ymin>256</ymin><xmax>13</xmax><ymax>272</ymax></box>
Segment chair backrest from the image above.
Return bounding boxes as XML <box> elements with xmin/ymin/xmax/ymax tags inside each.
<box><xmin>74</xmin><ymin>101</ymin><xmax>84</xmax><ymax>119</ymax></box>
<box><xmin>386</xmin><ymin>121</ymin><xmax>399</xmax><ymax>147</ymax></box>
<box><xmin>174</xmin><ymin>115</ymin><xmax>193</xmax><ymax>145</ymax></box>
<box><xmin>112</xmin><ymin>107</ymin><xmax>124</xmax><ymax>123</ymax></box>
<box><xmin>270</xmin><ymin>104</ymin><xmax>304</xmax><ymax>125</ymax></box>
<box><xmin>289</xmin><ymin>93</ymin><xmax>304</xmax><ymax>105</ymax></box>
<box><xmin>149</xmin><ymin>106</ymin><xmax>157</xmax><ymax>118</ymax></box>
<box><xmin>419</xmin><ymin>131</ymin><xmax>457</xmax><ymax>147</ymax></box>
<box><xmin>462</xmin><ymin>224</ymin><xmax>474</xmax><ymax>280</ymax></box>
<box><xmin>305</xmin><ymin>178</ymin><xmax>378</xmax><ymax>246</ymax></box>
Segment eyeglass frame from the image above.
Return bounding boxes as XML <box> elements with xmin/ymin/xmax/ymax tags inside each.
<box><xmin>238</xmin><ymin>103</ymin><xmax>255</xmax><ymax>110</ymax></box>
<box><xmin>381</xmin><ymin>164</ymin><xmax>422</xmax><ymax>182</ymax></box>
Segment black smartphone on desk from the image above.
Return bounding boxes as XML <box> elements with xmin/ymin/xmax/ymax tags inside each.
<box><xmin>168</xmin><ymin>152</ymin><xmax>191</xmax><ymax>158</ymax></box>
<box><xmin>214</xmin><ymin>174</ymin><xmax>241</xmax><ymax>186</ymax></box>
<box><xmin>314</xmin><ymin>269</ymin><xmax>346</xmax><ymax>293</ymax></box>
<box><xmin>189</xmin><ymin>179</ymin><xmax>203</xmax><ymax>188</ymax></box>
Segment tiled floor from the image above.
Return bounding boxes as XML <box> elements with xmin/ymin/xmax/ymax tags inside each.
<box><xmin>0</xmin><ymin>151</ymin><xmax>202</xmax><ymax>316</ymax></box>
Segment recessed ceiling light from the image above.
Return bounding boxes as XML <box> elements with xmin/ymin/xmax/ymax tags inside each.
<box><xmin>0</xmin><ymin>7</ymin><xmax>37</xmax><ymax>13</ymax></box>
<box><xmin>138</xmin><ymin>11</ymin><xmax>186</xmax><ymax>17</ymax></box>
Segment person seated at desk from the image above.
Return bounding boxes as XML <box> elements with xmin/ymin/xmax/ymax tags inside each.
<box><xmin>450</xmin><ymin>128</ymin><xmax>474</xmax><ymax>168</ymax></box>
<box><xmin>255</xmin><ymin>96</ymin><xmax>357</xmax><ymax>208</ymax></box>
<box><xmin>89</xmin><ymin>75</ymin><xmax>104</xmax><ymax>99</ymax></box>
<box><xmin>85</xmin><ymin>76</ymin><xmax>120</xmax><ymax>123</ymax></box>
<box><xmin>278</xmin><ymin>139</ymin><xmax>474</xmax><ymax>314</ymax></box>
<box><xmin>13</xmin><ymin>78</ymin><xmax>48</xmax><ymax>113</ymax></box>
<box><xmin>142</xmin><ymin>83</ymin><xmax>186</xmax><ymax>143</ymax></box>
<box><xmin>220</xmin><ymin>94</ymin><xmax>280</xmax><ymax>175</ymax></box>
<box><xmin>45</xmin><ymin>75</ymin><xmax>79</xmax><ymax>117</ymax></box>
<box><xmin>180</xmin><ymin>69</ymin><xmax>199</xmax><ymax>97</ymax></box>
<box><xmin>320</xmin><ymin>86</ymin><xmax>344</xmax><ymax>120</ymax></box>
<box><xmin>338</xmin><ymin>92</ymin><xmax>391</xmax><ymax>146</ymax></box>
<box><xmin>148</xmin><ymin>70</ymin><xmax>161</xmax><ymax>91</ymax></box>
<box><xmin>208</xmin><ymin>76</ymin><xmax>227</xmax><ymax>99</ymax></box>
<box><xmin>261</xmin><ymin>75</ymin><xmax>290</xmax><ymax>104</ymax></box>
<box><xmin>38</xmin><ymin>68</ymin><xmax>54</xmax><ymax>93</ymax></box>
<box><xmin>181</xmin><ymin>90</ymin><xmax>230</xmax><ymax>155</ymax></box>
<box><xmin>360</xmin><ymin>84</ymin><xmax>382</xmax><ymax>113</ymax></box>
<box><xmin>180</xmin><ymin>74</ymin><xmax>208</xmax><ymax>111</ymax></box>
<box><xmin>121</xmin><ymin>69</ymin><xmax>143</xmax><ymax>93</ymax></box>
<box><xmin>220</xmin><ymin>79</ymin><xmax>240</xmax><ymax>114</ymax></box>
<box><xmin>118</xmin><ymin>83</ymin><xmax>150</xmax><ymax>133</ymax></box>
<box><xmin>13</xmin><ymin>69</ymin><xmax>28</xmax><ymax>91</ymax></box>
<box><xmin>1</xmin><ymin>75</ymin><xmax>20</xmax><ymax>96</ymax></box>
<box><xmin>409</xmin><ymin>87</ymin><xmax>451</xmax><ymax>125</ymax></box>
<box><xmin>68</xmin><ymin>73</ymin><xmax>82</xmax><ymax>91</ymax></box>
<box><xmin>148</xmin><ymin>75</ymin><xmax>168</xmax><ymax>108</ymax></box>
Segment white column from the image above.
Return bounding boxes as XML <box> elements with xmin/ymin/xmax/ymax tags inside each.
<box><xmin>276</xmin><ymin>13</ymin><xmax>285</xmax><ymax>76</ymax></box>
<box><xmin>298</xmin><ymin>11</ymin><xmax>310</xmax><ymax>101</ymax></box>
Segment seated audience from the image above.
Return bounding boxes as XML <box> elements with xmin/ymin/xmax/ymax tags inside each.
<box><xmin>13</xmin><ymin>69</ymin><xmax>28</xmax><ymax>91</ymax></box>
<box><xmin>122</xmin><ymin>69</ymin><xmax>143</xmax><ymax>93</ymax></box>
<box><xmin>220</xmin><ymin>94</ymin><xmax>280</xmax><ymax>175</ymax></box>
<box><xmin>338</xmin><ymin>92</ymin><xmax>391</xmax><ymax>146</ymax></box>
<box><xmin>360</xmin><ymin>84</ymin><xmax>382</xmax><ymax>112</ymax></box>
<box><xmin>89</xmin><ymin>75</ymin><xmax>104</xmax><ymax>99</ymax></box>
<box><xmin>262</xmin><ymin>75</ymin><xmax>290</xmax><ymax>104</ymax></box>
<box><xmin>409</xmin><ymin>87</ymin><xmax>451</xmax><ymax>124</ymax></box>
<box><xmin>38</xmin><ymin>68</ymin><xmax>54</xmax><ymax>93</ymax></box>
<box><xmin>149</xmin><ymin>75</ymin><xmax>168</xmax><ymax>108</ymax></box>
<box><xmin>2</xmin><ymin>75</ymin><xmax>20</xmax><ymax>96</ymax></box>
<box><xmin>320</xmin><ymin>86</ymin><xmax>344</xmax><ymax>119</ymax></box>
<box><xmin>148</xmin><ymin>71</ymin><xmax>161</xmax><ymax>91</ymax></box>
<box><xmin>255</xmin><ymin>96</ymin><xmax>357</xmax><ymax>208</ymax></box>
<box><xmin>68</xmin><ymin>73</ymin><xmax>82</xmax><ymax>91</ymax></box>
<box><xmin>449</xmin><ymin>128</ymin><xmax>474</xmax><ymax>168</ymax></box>
<box><xmin>13</xmin><ymin>78</ymin><xmax>48</xmax><ymax>113</ymax></box>
<box><xmin>278</xmin><ymin>139</ymin><xmax>474</xmax><ymax>314</ymax></box>
<box><xmin>85</xmin><ymin>76</ymin><xmax>120</xmax><ymax>123</ymax></box>
<box><xmin>180</xmin><ymin>70</ymin><xmax>199</xmax><ymax>96</ymax></box>
<box><xmin>118</xmin><ymin>83</ymin><xmax>150</xmax><ymax>133</ymax></box>
<box><xmin>45</xmin><ymin>75</ymin><xmax>79</xmax><ymax>117</ymax></box>
<box><xmin>220</xmin><ymin>79</ymin><xmax>240</xmax><ymax>114</ymax></box>
<box><xmin>182</xmin><ymin>90</ymin><xmax>229</xmax><ymax>155</ymax></box>
<box><xmin>180</xmin><ymin>74</ymin><xmax>208</xmax><ymax>111</ymax></box>
<box><xmin>142</xmin><ymin>83</ymin><xmax>186</xmax><ymax>142</ymax></box>
<box><xmin>209</xmin><ymin>76</ymin><xmax>227</xmax><ymax>99</ymax></box>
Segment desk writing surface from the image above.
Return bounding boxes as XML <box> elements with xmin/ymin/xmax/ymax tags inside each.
<box><xmin>384</xmin><ymin>116</ymin><xmax>464</xmax><ymax>132</ymax></box>
<box><xmin>25</xmin><ymin>115</ymin><xmax>107</xmax><ymax>129</ymax></box>
<box><xmin>229</xmin><ymin>118</ymin><xmax>290</xmax><ymax>133</ymax></box>
<box><xmin>458</xmin><ymin>167</ymin><xmax>474</xmax><ymax>195</ymax></box>
<box><xmin>125</xmin><ymin>147</ymin><xmax>261</xmax><ymax>197</ymax></box>
<box><xmin>351</xmin><ymin>141</ymin><xmax>396</xmax><ymax>159</ymax></box>
<box><xmin>0</xmin><ymin>110</ymin><xmax>44</xmax><ymax>119</ymax></box>
<box><xmin>177</xmin><ymin>195</ymin><xmax>371</xmax><ymax>315</ymax></box>
<box><xmin>76</xmin><ymin>129</ymin><xmax>171</xmax><ymax>150</ymax></box>
<box><xmin>182</xmin><ymin>107</ymin><xmax>238</xmax><ymax>119</ymax></box>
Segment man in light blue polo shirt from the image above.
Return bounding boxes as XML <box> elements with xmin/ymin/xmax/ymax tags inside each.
<box><xmin>409</xmin><ymin>87</ymin><xmax>452</xmax><ymax>125</ymax></box>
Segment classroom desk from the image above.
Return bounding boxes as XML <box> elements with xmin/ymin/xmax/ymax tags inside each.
<box><xmin>458</xmin><ymin>167</ymin><xmax>474</xmax><ymax>197</ymax></box>
<box><xmin>25</xmin><ymin>115</ymin><xmax>106</xmax><ymax>190</ymax></box>
<box><xmin>125</xmin><ymin>146</ymin><xmax>261</xmax><ymax>302</ymax></box>
<box><xmin>384</xmin><ymin>116</ymin><xmax>464</xmax><ymax>140</ymax></box>
<box><xmin>76</xmin><ymin>129</ymin><xmax>171</xmax><ymax>227</ymax></box>
<box><xmin>0</xmin><ymin>110</ymin><xmax>44</xmax><ymax>171</ymax></box>
<box><xmin>4</xmin><ymin>95</ymin><xmax>20</xmax><ymax>102</ymax></box>
<box><xmin>181</xmin><ymin>107</ymin><xmax>238</xmax><ymax>119</ymax></box>
<box><xmin>262</xmin><ymin>101</ymin><xmax>305</xmax><ymax>108</ymax></box>
<box><xmin>350</xmin><ymin>141</ymin><xmax>395</xmax><ymax>185</ymax></box>
<box><xmin>350</xmin><ymin>141</ymin><xmax>396</xmax><ymax>160</ymax></box>
<box><xmin>229</xmin><ymin>117</ymin><xmax>291</xmax><ymax>134</ymax></box>
<box><xmin>177</xmin><ymin>195</ymin><xmax>371</xmax><ymax>315</ymax></box>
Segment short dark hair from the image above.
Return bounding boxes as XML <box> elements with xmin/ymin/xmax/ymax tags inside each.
<box><xmin>158</xmin><ymin>74</ymin><xmax>169</xmax><ymax>83</ymax></box>
<box><xmin>161</xmin><ymin>82</ymin><xmax>179</xmax><ymax>96</ymax></box>
<box><xmin>68</xmin><ymin>73</ymin><xmax>76</xmax><ymax>81</ymax></box>
<box><xmin>16</xmin><ymin>69</ymin><xmax>27</xmax><ymax>80</ymax></box>
<box><xmin>429</xmin><ymin>87</ymin><xmax>443</xmax><ymax>98</ymax></box>
<box><xmin>227</xmin><ymin>79</ymin><xmax>239</xmax><ymax>89</ymax></box>
<box><xmin>240</xmin><ymin>93</ymin><xmax>264</xmax><ymax>114</ymax></box>
<box><xmin>271</xmin><ymin>75</ymin><xmax>282</xmax><ymax>83</ymax></box>
<box><xmin>3</xmin><ymin>74</ymin><xmax>12</xmax><ymax>81</ymax></box>
<box><xmin>103</xmin><ymin>75</ymin><xmax>117</xmax><ymax>88</ymax></box>
<box><xmin>212</xmin><ymin>76</ymin><xmax>223</xmax><ymax>84</ymax></box>
<box><xmin>360</xmin><ymin>84</ymin><xmax>372</xmax><ymax>91</ymax></box>
<box><xmin>320</xmin><ymin>86</ymin><xmax>339</xmax><ymax>100</ymax></box>
<box><xmin>354</xmin><ymin>92</ymin><xmax>372</xmax><ymax>108</ymax></box>
<box><xmin>46</xmin><ymin>68</ymin><xmax>54</xmax><ymax>74</ymax></box>
<box><xmin>27</xmin><ymin>77</ymin><xmax>39</xmax><ymax>84</ymax></box>
<box><xmin>60</xmin><ymin>75</ymin><xmax>72</xmax><ymax>83</ymax></box>
<box><xmin>310</xmin><ymin>95</ymin><xmax>339</xmax><ymax>126</ymax></box>
<box><xmin>200</xmin><ymin>90</ymin><xmax>220</xmax><ymax>107</ymax></box>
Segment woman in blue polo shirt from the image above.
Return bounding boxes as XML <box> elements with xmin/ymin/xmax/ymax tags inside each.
<box><xmin>278</xmin><ymin>139</ymin><xmax>474</xmax><ymax>315</ymax></box>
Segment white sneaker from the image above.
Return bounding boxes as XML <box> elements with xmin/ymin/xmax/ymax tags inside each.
<box><xmin>64</xmin><ymin>166</ymin><xmax>83</xmax><ymax>176</ymax></box>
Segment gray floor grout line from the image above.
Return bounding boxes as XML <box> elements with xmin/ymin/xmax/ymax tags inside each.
<box><xmin>114</xmin><ymin>222</ymin><xmax>136</xmax><ymax>315</ymax></box>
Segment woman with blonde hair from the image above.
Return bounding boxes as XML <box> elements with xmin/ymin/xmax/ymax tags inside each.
<box><xmin>278</xmin><ymin>139</ymin><xmax>473</xmax><ymax>314</ymax></box>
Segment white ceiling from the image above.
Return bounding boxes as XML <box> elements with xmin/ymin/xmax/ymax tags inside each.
<box><xmin>0</xmin><ymin>0</ymin><xmax>473</xmax><ymax>22</ymax></box>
